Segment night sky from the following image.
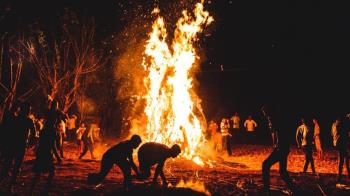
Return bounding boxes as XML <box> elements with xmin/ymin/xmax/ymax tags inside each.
<box><xmin>1</xmin><ymin>0</ymin><xmax>349</xmax><ymax>144</ymax></box>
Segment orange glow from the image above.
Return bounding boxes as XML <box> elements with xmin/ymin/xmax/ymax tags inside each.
<box><xmin>141</xmin><ymin>2</ymin><xmax>213</xmax><ymax>166</ymax></box>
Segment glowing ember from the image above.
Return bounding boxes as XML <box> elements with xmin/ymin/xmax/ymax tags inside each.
<box><xmin>175</xmin><ymin>179</ymin><xmax>210</xmax><ymax>196</ymax></box>
<box><xmin>141</xmin><ymin>2</ymin><xmax>213</xmax><ymax>165</ymax></box>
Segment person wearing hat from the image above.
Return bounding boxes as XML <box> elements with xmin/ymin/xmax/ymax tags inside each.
<box><xmin>137</xmin><ymin>142</ymin><xmax>181</xmax><ymax>187</ymax></box>
<box><xmin>87</xmin><ymin>134</ymin><xmax>142</xmax><ymax>190</ymax></box>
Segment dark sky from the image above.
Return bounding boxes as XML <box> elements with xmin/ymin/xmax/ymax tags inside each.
<box><xmin>1</xmin><ymin>0</ymin><xmax>349</xmax><ymax>140</ymax></box>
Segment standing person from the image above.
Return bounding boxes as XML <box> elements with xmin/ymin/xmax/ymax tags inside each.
<box><xmin>221</xmin><ymin>118</ymin><xmax>232</xmax><ymax>156</ymax></box>
<box><xmin>0</xmin><ymin>103</ymin><xmax>36</xmax><ymax>190</ymax></box>
<box><xmin>313</xmin><ymin>118</ymin><xmax>323</xmax><ymax>160</ymax></box>
<box><xmin>0</xmin><ymin>101</ymin><xmax>20</xmax><ymax>163</ymax></box>
<box><xmin>76</xmin><ymin>123</ymin><xmax>86</xmax><ymax>155</ymax></box>
<box><xmin>137</xmin><ymin>142</ymin><xmax>181</xmax><ymax>187</ymax></box>
<box><xmin>87</xmin><ymin>135</ymin><xmax>141</xmax><ymax>190</ymax></box>
<box><xmin>30</xmin><ymin>100</ymin><xmax>62</xmax><ymax>194</ymax></box>
<box><xmin>31</xmin><ymin>118</ymin><xmax>44</xmax><ymax>153</ymax></box>
<box><xmin>79</xmin><ymin>124</ymin><xmax>96</xmax><ymax>160</ymax></box>
<box><xmin>296</xmin><ymin>118</ymin><xmax>316</xmax><ymax>174</ymax></box>
<box><xmin>208</xmin><ymin>120</ymin><xmax>221</xmax><ymax>151</ymax></box>
<box><xmin>244</xmin><ymin>115</ymin><xmax>258</xmax><ymax>143</ymax></box>
<box><xmin>231</xmin><ymin>112</ymin><xmax>240</xmax><ymax>143</ymax></box>
<box><xmin>261</xmin><ymin>106</ymin><xmax>296</xmax><ymax>194</ymax></box>
<box><xmin>331</xmin><ymin>117</ymin><xmax>350</xmax><ymax>182</ymax></box>
<box><xmin>56</xmin><ymin>119</ymin><xmax>67</xmax><ymax>159</ymax></box>
<box><xmin>66</xmin><ymin>114</ymin><xmax>77</xmax><ymax>141</ymax></box>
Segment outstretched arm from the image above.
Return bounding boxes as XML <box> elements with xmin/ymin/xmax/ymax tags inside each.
<box><xmin>153</xmin><ymin>161</ymin><xmax>166</xmax><ymax>185</ymax></box>
<box><xmin>295</xmin><ymin>128</ymin><xmax>300</xmax><ymax>148</ymax></box>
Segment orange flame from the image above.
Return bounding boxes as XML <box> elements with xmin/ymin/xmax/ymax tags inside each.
<box><xmin>142</xmin><ymin>2</ymin><xmax>213</xmax><ymax>166</ymax></box>
<box><xmin>175</xmin><ymin>179</ymin><xmax>210</xmax><ymax>195</ymax></box>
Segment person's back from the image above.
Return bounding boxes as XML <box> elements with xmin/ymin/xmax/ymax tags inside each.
<box><xmin>87</xmin><ymin>135</ymin><xmax>141</xmax><ymax>188</ymax></box>
<box><xmin>137</xmin><ymin>142</ymin><xmax>181</xmax><ymax>187</ymax></box>
<box><xmin>296</xmin><ymin>124</ymin><xmax>311</xmax><ymax>147</ymax></box>
<box><xmin>104</xmin><ymin>140</ymin><xmax>133</xmax><ymax>161</ymax></box>
<box><xmin>44</xmin><ymin>109</ymin><xmax>59</xmax><ymax>129</ymax></box>
<box><xmin>266</xmin><ymin>113</ymin><xmax>290</xmax><ymax>151</ymax></box>
<box><xmin>15</xmin><ymin>114</ymin><xmax>35</xmax><ymax>149</ymax></box>
<box><xmin>332</xmin><ymin>120</ymin><xmax>342</xmax><ymax>147</ymax></box>
<box><xmin>138</xmin><ymin>142</ymin><xmax>170</xmax><ymax>167</ymax></box>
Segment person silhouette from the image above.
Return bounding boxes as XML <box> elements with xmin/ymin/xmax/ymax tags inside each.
<box><xmin>261</xmin><ymin>106</ymin><xmax>296</xmax><ymax>194</ymax></box>
<box><xmin>8</xmin><ymin>103</ymin><xmax>36</xmax><ymax>189</ymax></box>
<box><xmin>137</xmin><ymin>142</ymin><xmax>181</xmax><ymax>187</ymax></box>
<box><xmin>30</xmin><ymin>100</ymin><xmax>63</xmax><ymax>194</ymax></box>
<box><xmin>87</xmin><ymin>135</ymin><xmax>142</xmax><ymax>190</ymax></box>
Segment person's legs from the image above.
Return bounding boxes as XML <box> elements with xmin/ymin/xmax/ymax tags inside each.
<box><xmin>79</xmin><ymin>139</ymin><xmax>89</xmax><ymax>159</ymax></box>
<box><xmin>226</xmin><ymin>136</ymin><xmax>232</xmax><ymax>156</ymax></box>
<box><xmin>303</xmin><ymin>146</ymin><xmax>310</xmax><ymax>173</ymax></box>
<box><xmin>60</xmin><ymin>133</ymin><xmax>64</xmax><ymax>158</ymax></box>
<box><xmin>30</xmin><ymin>172</ymin><xmax>41</xmax><ymax>195</ymax></box>
<box><xmin>89</xmin><ymin>141</ymin><xmax>95</xmax><ymax>159</ymax></box>
<box><xmin>138</xmin><ymin>162</ymin><xmax>151</xmax><ymax>180</ymax></box>
<box><xmin>88</xmin><ymin>154</ymin><xmax>114</xmax><ymax>184</ymax></box>
<box><xmin>118</xmin><ymin>160</ymin><xmax>132</xmax><ymax>189</ymax></box>
<box><xmin>308</xmin><ymin>147</ymin><xmax>316</xmax><ymax>173</ymax></box>
<box><xmin>222</xmin><ymin>136</ymin><xmax>227</xmax><ymax>153</ymax></box>
<box><xmin>10</xmin><ymin>149</ymin><xmax>25</xmax><ymax>186</ymax></box>
<box><xmin>345</xmin><ymin>152</ymin><xmax>350</xmax><ymax>178</ymax></box>
<box><xmin>262</xmin><ymin>149</ymin><xmax>279</xmax><ymax>192</ymax></box>
<box><xmin>43</xmin><ymin>169</ymin><xmax>54</xmax><ymax>193</ymax></box>
<box><xmin>0</xmin><ymin>151</ymin><xmax>13</xmax><ymax>183</ymax></box>
<box><xmin>279</xmin><ymin>152</ymin><xmax>295</xmax><ymax>192</ymax></box>
<box><xmin>338</xmin><ymin>147</ymin><xmax>345</xmax><ymax>181</ymax></box>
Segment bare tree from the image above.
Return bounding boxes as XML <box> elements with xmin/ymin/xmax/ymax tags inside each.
<box><xmin>0</xmin><ymin>35</ymin><xmax>35</xmax><ymax>121</ymax></box>
<box><xmin>19</xmin><ymin>16</ymin><xmax>106</xmax><ymax>113</ymax></box>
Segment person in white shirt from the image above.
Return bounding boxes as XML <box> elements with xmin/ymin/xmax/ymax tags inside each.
<box><xmin>244</xmin><ymin>115</ymin><xmax>257</xmax><ymax>132</ymax></box>
<box><xmin>66</xmin><ymin>114</ymin><xmax>78</xmax><ymax>141</ymax></box>
<box><xmin>230</xmin><ymin>112</ymin><xmax>241</xmax><ymax>144</ymax></box>
<box><xmin>244</xmin><ymin>115</ymin><xmax>258</xmax><ymax>143</ymax></box>
<box><xmin>208</xmin><ymin>120</ymin><xmax>221</xmax><ymax>152</ymax></box>
<box><xmin>221</xmin><ymin>118</ymin><xmax>232</xmax><ymax>156</ymax></box>
<box><xmin>312</xmin><ymin>118</ymin><xmax>323</xmax><ymax>160</ymax></box>
<box><xmin>296</xmin><ymin>118</ymin><xmax>315</xmax><ymax>174</ymax></box>
<box><xmin>76</xmin><ymin>123</ymin><xmax>86</xmax><ymax>156</ymax></box>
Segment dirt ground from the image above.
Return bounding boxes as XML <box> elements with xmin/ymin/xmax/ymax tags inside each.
<box><xmin>1</xmin><ymin>142</ymin><xmax>350</xmax><ymax>196</ymax></box>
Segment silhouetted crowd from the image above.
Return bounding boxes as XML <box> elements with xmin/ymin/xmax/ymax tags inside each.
<box><xmin>207</xmin><ymin>106</ymin><xmax>350</xmax><ymax>194</ymax></box>
<box><xmin>0</xmin><ymin>97</ymin><xmax>102</xmax><ymax>194</ymax></box>
<box><xmin>0</xmin><ymin>100</ymin><xmax>349</xmax><ymax>195</ymax></box>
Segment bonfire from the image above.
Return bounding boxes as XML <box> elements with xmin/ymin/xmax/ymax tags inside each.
<box><xmin>140</xmin><ymin>1</ymin><xmax>213</xmax><ymax>166</ymax></box>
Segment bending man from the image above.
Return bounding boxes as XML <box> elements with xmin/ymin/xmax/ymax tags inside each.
<box><xmin>137</xmin><ymin>142</ymin><xmax>181</xmax><ymax>187</ymax></box>
<box><xmin>87</xmin><ymin>135</ymin><xmax>142</xmax><ymax>189</ymax></box>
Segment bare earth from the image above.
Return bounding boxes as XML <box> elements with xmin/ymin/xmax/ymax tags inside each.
<box><xmin>1</xmin><ymin>142</ymin><xmax>350</xmax><ymax>196</ymax></box>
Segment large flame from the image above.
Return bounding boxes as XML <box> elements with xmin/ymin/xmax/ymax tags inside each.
<box><xmin>142</xmin><ymin>2</ymin><xmax>213</xmax><ymax>166</ymax></box>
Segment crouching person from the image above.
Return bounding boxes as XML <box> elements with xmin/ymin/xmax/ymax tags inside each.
<box><xmin>137</xmin><ymin>142</ymin><xmax>181</xmax><ymax>187</ymax></box>
<box><xmin>87</xmin><ymin>135</ymin><xmax>142</xmax><ymax>190</ymax></box>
